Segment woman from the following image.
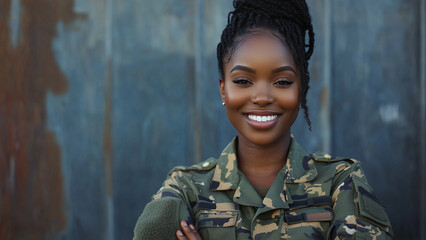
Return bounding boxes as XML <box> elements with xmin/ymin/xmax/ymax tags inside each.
<box><xmin>133</xmin><ymin>0</ymin><xmax>393</xmax><ymax>239</ymax></box>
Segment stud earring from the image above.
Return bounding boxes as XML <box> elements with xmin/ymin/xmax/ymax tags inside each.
<box><xmin>222</xmin><ymin>102</ymin><xmax>226</xmax><ymax>106</ymax></box>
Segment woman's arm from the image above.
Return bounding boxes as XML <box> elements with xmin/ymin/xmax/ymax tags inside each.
<box><xmin>328</xmin><ymin>162</ymin><xmax>393</xmax><ymax>239</ymax></box>
<box><xmin>133</xmin><ymin>171</ymin><xmax>194</xmax><ymax>240</ymax></box>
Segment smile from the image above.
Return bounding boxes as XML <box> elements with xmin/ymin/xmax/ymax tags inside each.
<box><xmin>247</xmin><ymin>114</ymin><xmax>278</xmax><ymax>122</ymax></box>
<box><xmin>243</xmin><ymin>112</ymin><xmax>281</xmax><ymax>130</ymax></box>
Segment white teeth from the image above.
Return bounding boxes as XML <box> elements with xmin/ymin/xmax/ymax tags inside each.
<box><xmin>248</xmin><ymin>114</ymin><xmax>278</xmax><ymax>122</ymax></box>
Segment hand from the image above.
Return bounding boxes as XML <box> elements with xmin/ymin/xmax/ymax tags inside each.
<box><xmin>176</xmin><ymin>220</ymin><xmax>202</xmax><ymax>240</ymax></box>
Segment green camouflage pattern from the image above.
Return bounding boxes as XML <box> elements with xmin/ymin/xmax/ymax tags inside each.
<box><xmin>135</xmin><ymin>137</ymin><xmax>393</xmax><ymax>239</ymax></box>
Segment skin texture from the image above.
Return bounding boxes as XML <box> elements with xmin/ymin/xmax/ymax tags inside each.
<box><xmin>176</xmin><ymin>220</ymin><xmax>202</xmax><ymax>240</ymax></box>
<box><xmin>176</xmin><ymin>28</ymin><xmax>301</xmax><ymax>239</ymax></box>
<box><xmin>220</xmin><ymin>29</ymin><xmax>300</xmax><ymax>188</ymax></box>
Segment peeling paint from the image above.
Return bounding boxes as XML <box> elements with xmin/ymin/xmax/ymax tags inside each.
<box><xmin>0</xmin><ymin>1</ymin><xmax>82</xmax><ymax>239</ymax></box>
<box><xmin>103</xmin><ymin>59</ymin><xmax>114</xmax><ymax>240</ymax></box>
<box><xmin>379</xmin><ymin>104</ymin><xmax>400</xmax><ymax>124</ymax></box>
<box><xmin>103</xmin><ymin>1</ymin><xmax>115</xmax><ymax>239</ymax></box>
<box><xmin>8</xmin><ymin>0</ymin><xmax>21</xmax><ymax>48</ymax></box>
<box><xmin>9</xmin><ymin>157</ymin><xmax>15</xmax><ymax>194</ymax></box>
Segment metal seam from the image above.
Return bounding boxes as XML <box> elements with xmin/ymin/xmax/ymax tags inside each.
<box><xmin>320</xmin><ymin>0</ymin><xmax>332</xmax><ymax>153</ymax></box>
<box><xmin>420</xmin><ymin>0</ymin><xmax>426</xmax><ymax>238</ymax></box>
<box><xmin>193</xmin><ymin>0</ymin><xmax>204</xmax><ymax>163</ymax></box>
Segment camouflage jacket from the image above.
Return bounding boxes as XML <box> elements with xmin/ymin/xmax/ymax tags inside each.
<box><xmin>134</xmin><ymin>137</ymin><xmax>393</xmax><ymax>239</ymax></box>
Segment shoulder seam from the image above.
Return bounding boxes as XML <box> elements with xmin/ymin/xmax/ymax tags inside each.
<box><xmin>310</xmin><ymin>152</ymin><xmax>358</xmax><ymax>163</ymax></box>
<box><xmin>168</xmin><ymin>157</ymin><xmax>217</xmax><ymax>175</ymax></box>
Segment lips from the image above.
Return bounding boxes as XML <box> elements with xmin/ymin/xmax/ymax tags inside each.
<box><xmin>243</xmin><ymin>111</ymin><xmax>281</xmax><ymax>130</ymax></box>
<box><xmin>247</xmin><ymin>114</ymin><xmax>278</xmax><ymax>122</ymax></box>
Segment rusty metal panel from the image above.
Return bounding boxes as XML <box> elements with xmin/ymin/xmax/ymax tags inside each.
<box><xmin>47</xmin><ymin>0</ymin><xmax>114</xmax><ymax>239</ymax></box>
<box><xmin>198</xmin><ymin>0</ymin><xmax>236</xmax><ymax>161</ymax></box>
<box><xmin>291</xmin><ymin>0</ymin><xmax>332</xmax><ymax>153</ymax></box>
<box><xmin>111</xmin><ymin>0</ymin><xmax>199</xmax><ymax>239</ymax></box>
<box><xmin>0</xmin><ymin>0</ymin><xmax>82</xmax><ymax>239</ymax></box>
<box><xmin>331</xmin><ymin>0</ymin><xmax>422</xmax><ymax>238</ymax></box>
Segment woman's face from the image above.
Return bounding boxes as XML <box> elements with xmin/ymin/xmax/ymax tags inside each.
<box><xmin>220</xmin><ymin>29</ymin><xmax>301</xmax><ymax>147</ymax></box>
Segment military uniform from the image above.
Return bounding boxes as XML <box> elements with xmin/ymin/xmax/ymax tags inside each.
<box><xmin>134</xmin><ymin>137</ymin><xmax>393</xmax><ymax>239</ymax></box>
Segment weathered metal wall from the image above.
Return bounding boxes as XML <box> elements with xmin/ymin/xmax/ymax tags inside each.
<box><xmin>0</xmin><ymin>0</ymin><xmax>424</xmax><ymax>239</ymax></box>
<box><xmin>331</xmin><ymin>1</ymin><xmax>424</xmax><ymax>239</ymax></box>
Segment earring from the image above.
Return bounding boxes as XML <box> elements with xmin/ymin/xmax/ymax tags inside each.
<box><xmin>222</xmin><ymin>102</ymin><xmax>226</xmax><ymax>106</ymax></box>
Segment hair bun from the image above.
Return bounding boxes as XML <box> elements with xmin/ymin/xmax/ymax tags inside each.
<box><xmin>232</xmin><ymin>0</ymin><xmax>311</xmax><ymax>29</ymax></box>
<box><xmin>230</xmin><ymin>0</ymin><xmax>314</xmax><ymax>59</ymax></box>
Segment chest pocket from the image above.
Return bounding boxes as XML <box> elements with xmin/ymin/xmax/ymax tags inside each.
<box><xmin>285</xmin><ymin>195</ymin><xmax>334</xmax><ymax>223</ymax></box>
<box><xmin>194</xmin><ymin>202</ymin><xmax>238</xmax><ymax>240</ymax></box>
<box><xmin>283</xmin><ymin>196</ymin><xmax>334</xmax><ymax>239</ymax></box>
<box><xmin>284</xmin><ymin>207</ymin><xmax>333</xmax><ymax>224</ymax></box>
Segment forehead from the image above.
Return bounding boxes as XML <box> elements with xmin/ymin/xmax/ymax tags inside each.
<box><xmin>228</xmin><ymin>30</ymin><xmax>295</xmax><ymax>68</ymax></box>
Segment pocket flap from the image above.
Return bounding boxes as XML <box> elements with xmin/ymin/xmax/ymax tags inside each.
<box><xmin>196</xmin><ymin>210</ymin><xmax>238</xmax><ymax>229</ymax></box>
<box><xmin>285</xmin><ymin>207</ymin><xmax>333</xmax><ymax>224</ymax></box>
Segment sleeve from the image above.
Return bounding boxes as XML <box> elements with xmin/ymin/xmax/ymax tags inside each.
<box><xmin>327</xmin><ymin>162</ymin><xmax>393</xmax><ymax>239</ymax></box>
<box><xmin>133</xmin><ymin>171</ymin><xmax>194</xmax><ymax>240</ymax></box>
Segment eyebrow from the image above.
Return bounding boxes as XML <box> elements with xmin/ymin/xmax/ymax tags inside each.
<box><xmin>230</xmin><ymin>65</ymin><xmax>296</xmax><ymax>74</ymax></box>
<box><xmin>230</xmin><ymin>65</ymin><xmax>256</xmax><ymax>74</ymax></box>
<box><xmin>272</xmin><ymin>66</ymin><xmax>296</xmax><ymax>74</ymax></box>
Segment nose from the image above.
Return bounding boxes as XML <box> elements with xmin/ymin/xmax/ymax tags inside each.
<box><xmin>251</xmin><ymin>83</ymin><xmax>274</xmax><ymax>106</ymax></box>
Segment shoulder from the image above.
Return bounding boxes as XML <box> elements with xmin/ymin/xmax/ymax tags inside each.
<box><xmin>152</xmin><ymin>157</ymin><xmax>219</xmax><ymax>200</ymax></box>
<box><xmin>310</xmin><ymin>151</ymin><xmax>361</xmax><ymax>176</ymax></box>
<box><xmin>310</xmin><ymin>151</ymin><xmax>358</xmax><ymax>164</ymax></box>
<box><xmin>312</xmin><ymin>153</ymin><xmax>394</xmax><ymax>237</ymax></box>
<box><xmin>164</xmin><ymin>157</ymin><xmax>218</xmax><ymax>186</ymax></box>
<box><xmin>168</xmin><ymin>157</ymin><xmax>217</xmax><ymax>174</ymax></box>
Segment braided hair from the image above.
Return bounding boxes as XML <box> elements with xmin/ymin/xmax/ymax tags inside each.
<box><xmin>217</xmin><ymin>0</ymin><xmax>315</xmax><ymax>130</ymax></box>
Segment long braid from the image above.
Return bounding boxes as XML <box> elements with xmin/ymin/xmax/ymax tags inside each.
<box><xmin>217</xmin><ymin>0</ymin><xmax>315</xmax><ymax>130</ymax></box>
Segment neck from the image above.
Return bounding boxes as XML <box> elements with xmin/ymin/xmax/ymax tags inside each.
<box><xmin>237</xmin><ymin>133</ymin><xmax>291</xmax><ymax>187</ymax></box>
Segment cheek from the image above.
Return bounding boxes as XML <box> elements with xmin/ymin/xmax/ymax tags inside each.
<box><xmin>224</xmin><ymin>85</ymin><xmax>250</xmax><ymax>109</ymax></box>
<box><xmin>276</xmin><ymin>89</ymin><xmax>300</xmax><ymax>110</ymax></box>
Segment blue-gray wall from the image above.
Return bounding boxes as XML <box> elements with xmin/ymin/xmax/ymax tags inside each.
<box><xmin>1</xmin><ymin>0</ymin><xmax>425</xmax><ymax>239</ymax></box>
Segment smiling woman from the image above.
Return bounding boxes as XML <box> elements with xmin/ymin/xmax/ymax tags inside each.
<box><xmin>133</xmin><ymin>0</ymin><xmax>393</xmax><ymax>239</ymax></box>
<box><xmin>220</xmin><ymin>30</ymin><xmax>300</xmax><ymax>149</ymax></box>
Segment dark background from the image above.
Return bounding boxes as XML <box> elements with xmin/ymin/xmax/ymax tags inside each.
<box><xmin>1</xmin><ymin>0</ymin><xmax>425</xmax><ymax>239</ymax></box>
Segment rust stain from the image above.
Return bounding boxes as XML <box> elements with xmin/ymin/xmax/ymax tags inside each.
<box><xmin>0</xmin><ymin>0</ymin><xmax>83</xmax><ymax>239</ymax></box>
<box><xmin>103</xmin><ymin>59</ymin><xmax>113</xmax><ymax>197</ymax></box>
<box><xmin>320</xmin><ymin>87</ymin><xmax>328</xmax><ymax>109</ymax></box>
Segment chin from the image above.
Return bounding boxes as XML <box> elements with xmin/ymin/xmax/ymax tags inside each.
<box><xmin>239</xmin><ymin>130</ymin><xmax>290</xmax><ymax>147</ymax></box>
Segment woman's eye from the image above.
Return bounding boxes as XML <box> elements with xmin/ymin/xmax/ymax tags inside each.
<box><xmin>232</xmin><ymin>78</ymin><xmax>252</xmax><ymax>85</ymax></box>
<box><xmin>274</xmin><ymin>79</ymin><xmax>293</xmax><ymax>86</ymax></box>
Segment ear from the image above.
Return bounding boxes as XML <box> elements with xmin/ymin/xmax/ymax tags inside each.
<box><xmin>219</xmin><ymin>78</ymin><xmax>225</xmax><ymax>103</ymax></box>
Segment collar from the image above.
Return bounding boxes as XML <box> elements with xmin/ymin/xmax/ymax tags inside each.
<box><xmin>283</xmin><ymin>139</ymin><xmax>318</xmax><ymax>183</ymax></box>
<box><xmin>209</xmin><ymin>137</ymin><xmax>240</xmax><ymax>191</ymax></box>
<box><xmin>209</xmin><ymin>136</ymin><xmax>318</xmax><ymax>192</ymax></box>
